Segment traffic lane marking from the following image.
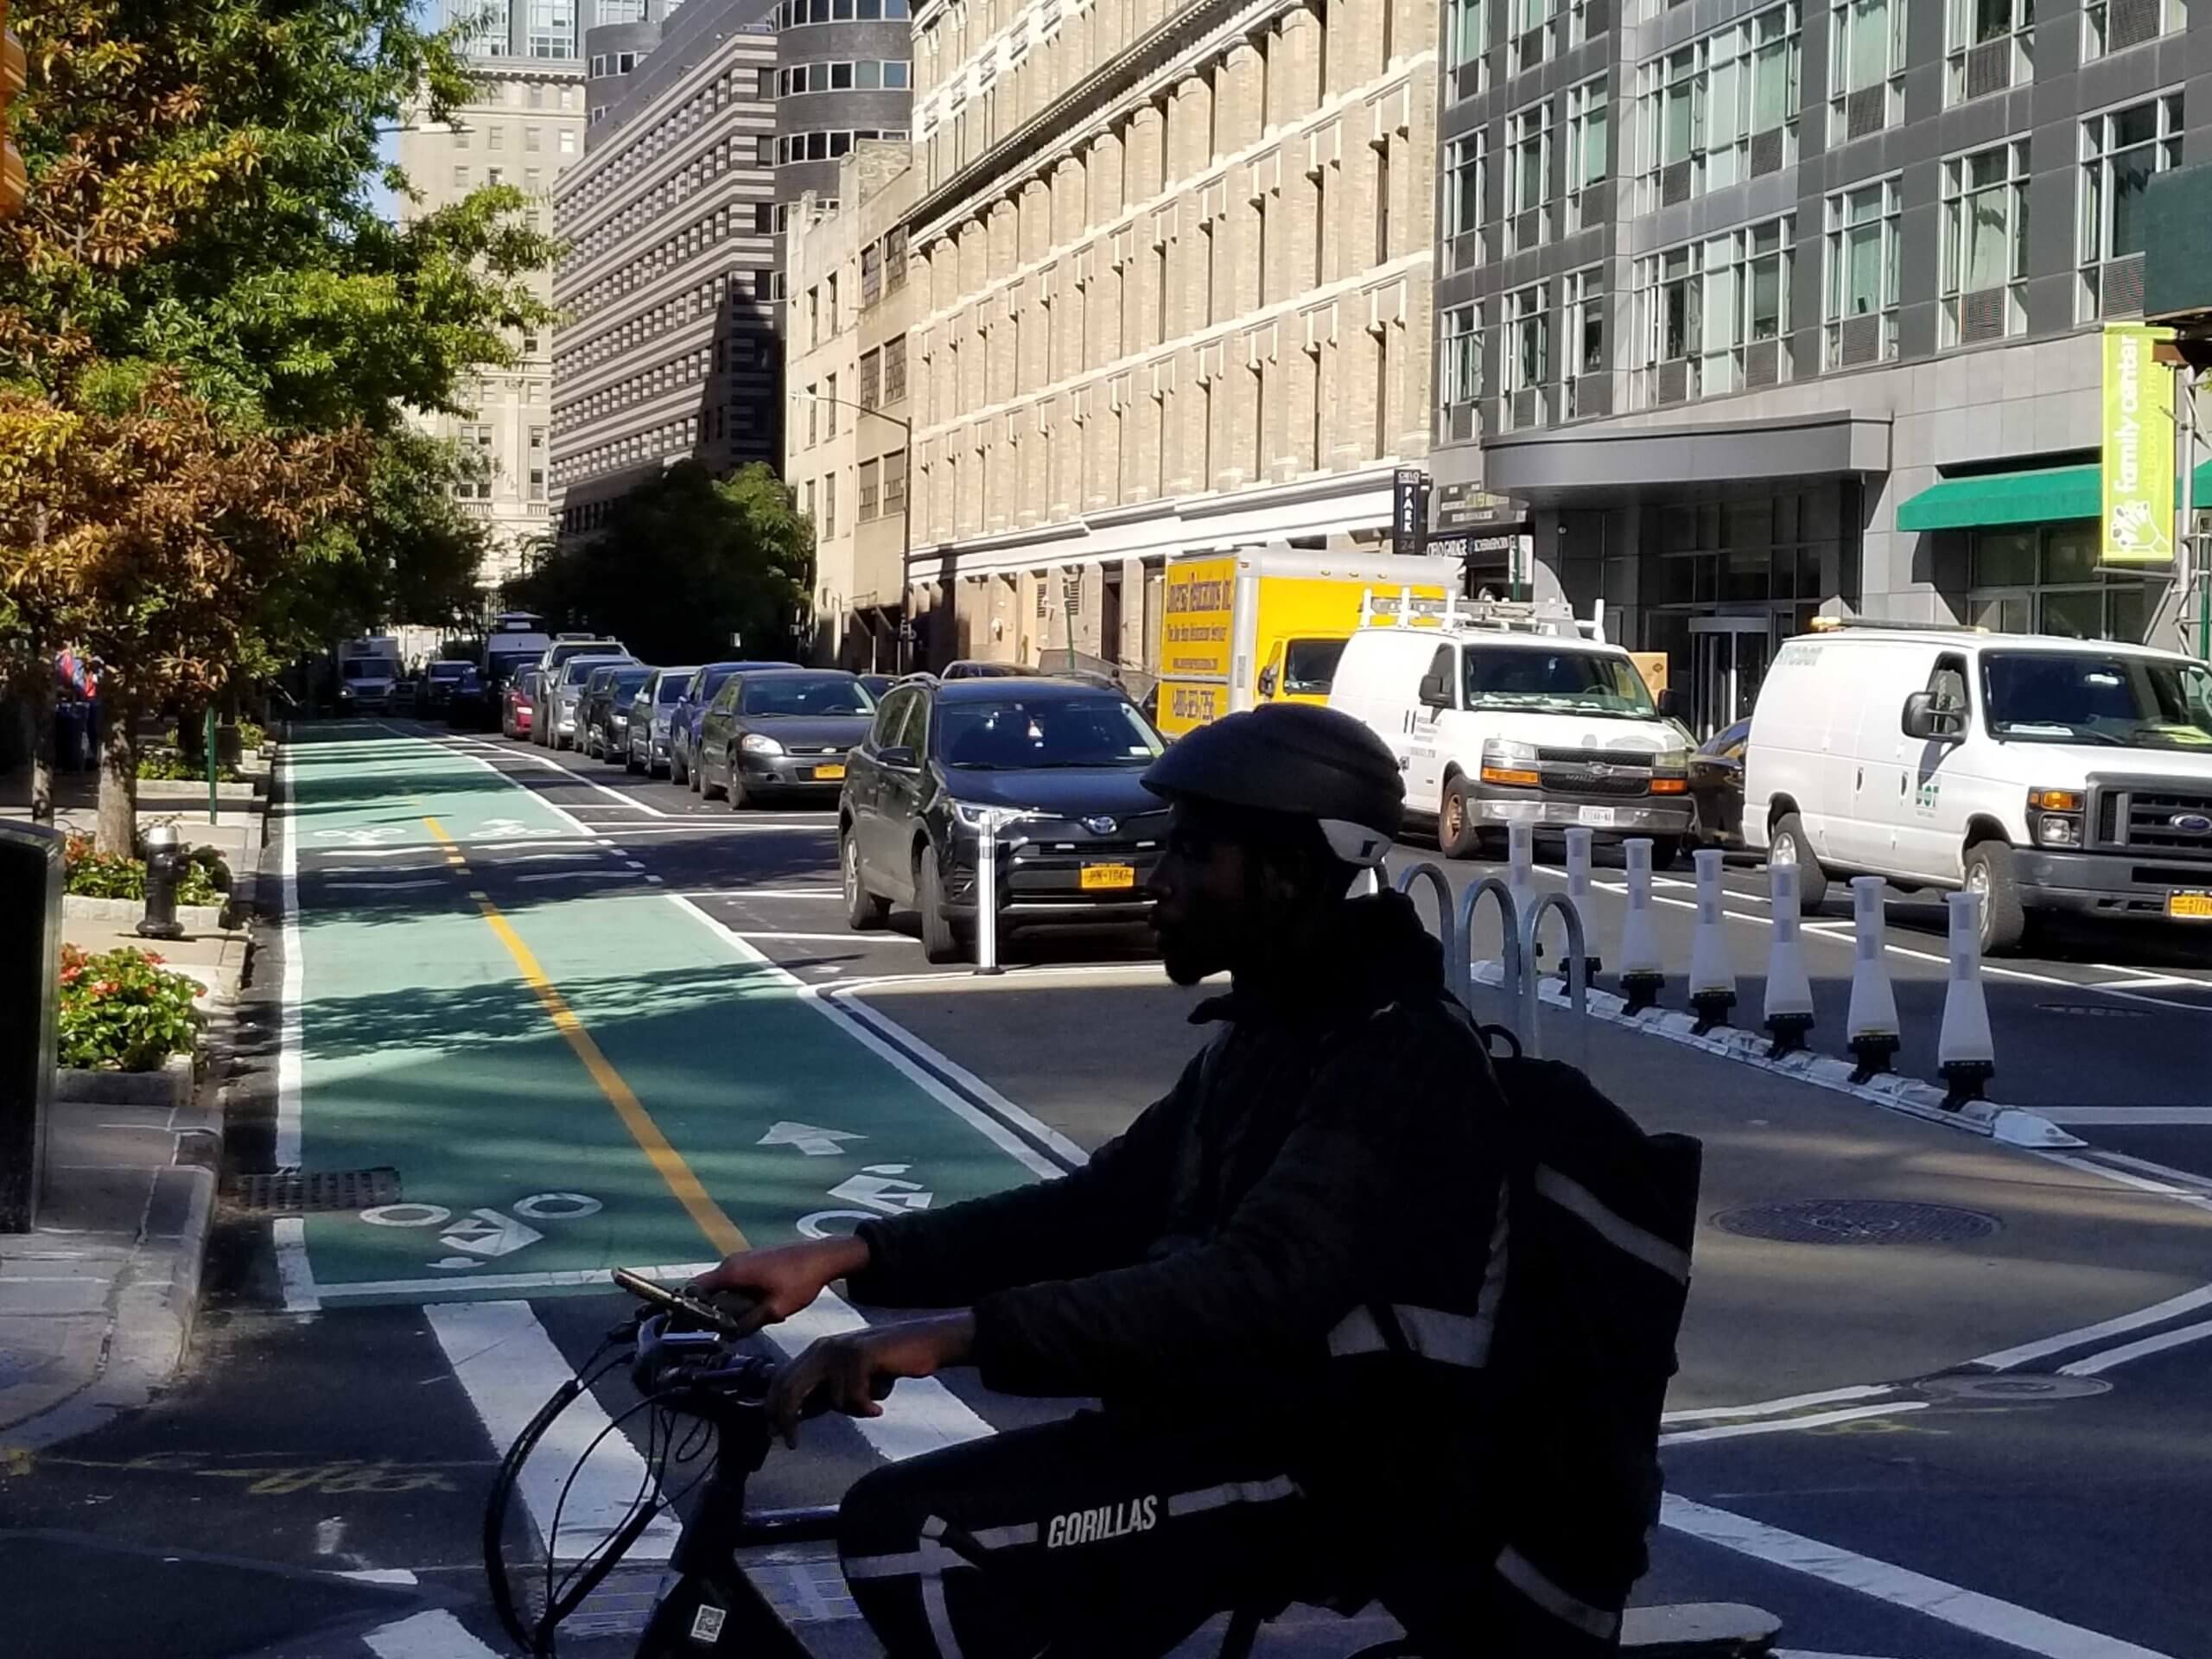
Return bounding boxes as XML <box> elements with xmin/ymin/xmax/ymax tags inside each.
<box><xmin>364</xmin><ymin>1609</ymin><xmax>505</xmax><ymax>1659</ymax></box>
<box><xmin>1660</xmin><ymin>1402</ymin><xmax>1932</xmax><ymax>1447</ymax></box>
<box><xmin>2032</xmin><ymin>1107</ymin><xmax>2212</xmax><ymax>1127</ymax></box>
<box><xmin>2056</xmin><ymin>1315</ymin><xmax>2212</xmax><ymax>1377</ymax></box>
<box><xmin>1659</xmin><ymin>1496</ymin><xmax>2180</xmax><ymax>1659</ymax></box>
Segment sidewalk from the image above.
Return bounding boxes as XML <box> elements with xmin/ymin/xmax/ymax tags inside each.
<box><xmin>0</xmin><ymin>766</ymin><xmax>262</xmax><ymax>1454</ymax></box>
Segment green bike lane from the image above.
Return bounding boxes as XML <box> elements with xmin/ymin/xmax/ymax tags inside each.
<box><xmin>283</xmin><ymin>725</ymin><xmax>1051</xmax><ymax>1308</ymax></box>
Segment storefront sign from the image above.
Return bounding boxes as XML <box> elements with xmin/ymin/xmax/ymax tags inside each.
<box><xmin>2101</xmin><ymin>322</ymin><xmax>2177</xmax><ymax>567</ymax></box>
<box><xmin>1392</xmin><ymin>467</ymin><xmax>1427</xmax><ymax>556</ymax></box>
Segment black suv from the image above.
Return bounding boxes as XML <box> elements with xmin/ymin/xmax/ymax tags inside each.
<box><xmin>838</xmin><ymin>677</ymin><xmax>1168</xmax><ymax>963</ymax></box>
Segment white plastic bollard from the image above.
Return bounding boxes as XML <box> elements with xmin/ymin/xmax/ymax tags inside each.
<box><xmin>1618</xmin><ymin>838</ymin><xmax>1664</xmax><ymax>1014</ymax></box>
<box><xmin>1845</xmin><ymin>876</ymin><xmax>1899</xmax><ymax>1080</ymax></box>
<box><xmin>1938</xmin><ymin>891</ymin><xmax>1996</xmax><ymax>1109</ymax></box>
<box><xmin>1763</xmin><ymin>862</ymin><xmax>1815</xmax><ymax>1056</ymax></box>
<box><xmin>973</xmin><ymin>817</ymin><xmax>1004</xmax><ymax>976</ymax></box>
<box><xmin>1687</xmin><ymin>848</ymin><xmax>1737</xmax><ymax>1033</ymax></box>
<box><xmin>1562</xmin><ymin>827</ymin><xmax>1600</xmax><ymax>979</ymax></box>
<box><xmin>1505</xmin><ymin>819</ymin><xmax>1538</xmax><ymax>927</ymax></box>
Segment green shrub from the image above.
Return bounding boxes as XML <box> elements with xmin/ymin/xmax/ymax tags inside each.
<box><xmin>62</xmin><ymin>835</ymin><xmax>226</xmax><ymax>906</ymax></box>
<box><xmin>237</xmin><ymin>718</ymin><xmax>268</xmax><ymax>750</ymax></box>
<box><xmin>138</xmin><ymin>746</ymin><xmax>242</xmax><ymax>783</ymax></box>
<box><xmin>57</xmin><ymin>944</ymin><xmax>204</xmax><ymax>1071</ymax></box>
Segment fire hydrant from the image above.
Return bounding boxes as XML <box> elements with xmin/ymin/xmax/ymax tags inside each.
<box><xmin>137</xmin><ymin>823</ymin><xmax>188</xmax><ymax>942</ymax></box>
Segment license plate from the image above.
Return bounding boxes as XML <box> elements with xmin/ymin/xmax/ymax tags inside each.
<box><xmin>812</xmin><ymin>764</ymin><xmax>846</xmax><ymax>782</ymax></box>
<box><xmin>2168</xmin><ymin>891</ymin><xmax>2212</xmax><ymax>919</ymax></box>
<box><xmin>1080</xmin><ymin>864</ymin><xmax>1136</xmax><ymax>891</ymax></box>
<box><xmin>1578</xmin><ymin>805</ymin><xmax>1618</xmax><ymax>827</ymax></box>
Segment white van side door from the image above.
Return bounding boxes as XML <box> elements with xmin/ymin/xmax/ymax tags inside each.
<box><xmin>1894</xmin><ymin>652</ymin><xmax>1974</xmax><ymax>881</ymax></box>
<box><xmin>1406</xmin><ymin>643</ymin><xmax>1455</xmax><ymax>810</ymax></box>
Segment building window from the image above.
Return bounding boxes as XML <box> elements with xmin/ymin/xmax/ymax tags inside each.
<box><xmin>1449</xmin><ymin>0</ymin><xmax>1488</xmax><ymax>72</ymax></box>
<box><xmin>1562</xmin><ymin>266</ymin><xmax>1607</xmax><ymax>417</ymax></box>
<box><xmin>859</xmin><ymin>458</ymin><xmax>880</xmax><ymax>520</ymax></box>
<box><xmin>1444</xmin><ymin>132</ymin><xmax>1484</xmax><ymax>245</ymax></box>
<box><xmin>859</xmin><ymin>348</ymin><xmax>881</xmax><ymax>409</ymax></box>
<box><xmin>1510</xmin><ymin>0</ymin><xmax>1556</xmax><ymax>74</ymax></box>
<box><xmin>453</xmin><ymin>124</ymin><xmax>472</xmax><ymax>149</ymax></box>
<box><xmin>454</xmin><ymin>165</ymin><xmax>471</xmax><ymax>188</ymax></box>
<box><xmin>488</xmin><ymin>125</ymin><xmax>506</xmax><ymax>152</ymax></box>
<box><xmin>559</xmin><ymin>128</ymin><xmax>577</xmax><ymax>155</ymax></box>
<box><xmin>1440</xmin><ymin>302</ymin><xmax>1484</xmax><ymax>418</ymax></box>
<box><xmin>2085</xmin><ymin>0</ymin><xmax>2183</xmax><ymax>59</ymax></box>
<box><xmin>823</xmin><ymin>474</ymin><xmax>837</xmax><ymax>538</ymax></box>
<box><xmin>1567</xmin><ymin>77</ymin><xmax>1608</xmax><ymax>232</ymax></box>
<box><xmin>825</xmin><ymin>372</ymin><xmax>839</xmax><ymax>436</ymax></box>
<box><xmin>1830</xmin><ymin>0</ymin><xmax>1905</xmax><ymax>137</ymax></box>
<box><xmin>1635</xmin><ymin>217</ymin><xmax>1793</xmax><ymax>405</ymax></box>
<box><xmin>1503</xmin><ymin>283</ymin><xmax>1548</xmax><ymax>431</ymax></box>
<box><xmin>883</xmin><ymin>450</ymin><xmax>907</xmax><ymax>514</ymax></box>
<box><xmin>806</xmin><ymin>385</ymin><xmax>819</xmax><ymax>448</ymax></box>
<box><xmin>884</xmin><ymin>334</ymin><xmax>907</xmax><ymax>403</ymax></box>
<box><xmin>1966</xmin><ymin>524</ymin><xmax>2161</xmax><ymax>641</ymax></box>
<box><xmin>2080</xmin><ymin>94</ymin><xmax>2182</xmax><ymax>321</ymax></box>
<box><xmin>458</xmin><ymin>423</ymin><xmax>495</xmax><ymax>500</ymax></box>
<box><xmin>1942</xmin><ymin>141</ymin><xmax>2030</xmax><ymax>346</ymax></box>
<box><xmin>1503</xmin><ymin>102</ymin><xmax>1552</xmax><ymax>255</ymax></box>
<box><xmin>1948</xmin><ymin>0</ymin><xmax>2034</xmax><ymax>103</ymax></box>
<box><xmin>525</xmin><ymin>126</ymin><xmax>543</xmax><ymax>152</ymax></box>
<box><xmin>1639</xmin><ymin>3</ymin><xmax>1799</xmax><ymax>210</ymax></box>
<box><xmin>1824</xmin><ymin>177</ymin><xmax>1900</xmax><ymax>368</ymax></box>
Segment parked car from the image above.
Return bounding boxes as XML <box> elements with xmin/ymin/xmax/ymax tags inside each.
<box><xmin>669</xmin><ymin>661</ymin><xmax>794</xmax><ymax>789</ymax></box>
<box><xmin>1688</xmin><ymin>720</ymin><xmax>1750</xmax><ymax>850</ymax></box>
<box><xmin>858</xmin><ymin>674</ymin><xmax>897</xmax><ymax>701</ymax></box>
<box><xmin>626</xmin><ymin>666</ymin><xmax>697</xmax><ymax>776</ymax></box>
<box><xmin>537</xmin><ymin>652</ymin><xmax>633</xmax><ymax>750</ymax></box>
<box><xmin>939</xmin><ymin>659</ymin><xmax>1027</xmax><ymax>680</ymax></box>
<box><xmin>696</xmin><ymin>669</ymin><xmax>875</xmax><ymax>807</ymax></box>
<box><xmin>536</xmin><ymin>636</ymin><xmax>628</xmax><ymax>677</ymax></box>
<box><xmin>581</xmin><ymin>664</ymin><xmax>655</xmax><ymax>760</ymax></box>
<box><xmin>503</xmin><ymin>668</ymin><xmax>541</xmax><ymax>741</ymax></box>
<box><xmin>1746</xmin><ymin>620</ymin><xmax>2212</xmax><ymax>952</ymax></box>
<box><xmin>839</xmin><ymin>677</ymin><xmax>1167</xmax><ymax>963</ymax></box>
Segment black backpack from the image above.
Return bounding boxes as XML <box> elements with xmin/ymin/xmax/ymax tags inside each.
<box><xmin>1478</xmin><ymin>1043</ymin><xmax>1704</xmax><ymax>1653</ymax></box>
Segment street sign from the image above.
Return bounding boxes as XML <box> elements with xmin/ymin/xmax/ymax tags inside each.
<box><xmin>1392</xmin><ymin>467</ymin><xmax>1427</xmax><ymax>557</ymax></box>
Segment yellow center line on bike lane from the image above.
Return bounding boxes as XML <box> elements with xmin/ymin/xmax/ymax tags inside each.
<box><xmin>422</xmin><ymin>815</ymin><xmax>748</xmax><ymax>1259</ymax></box>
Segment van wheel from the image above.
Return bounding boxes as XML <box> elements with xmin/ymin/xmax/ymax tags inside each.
<box><xmin>1439</xmin><ymin>779</ymin><xmax>1483</xmax><ymax>860</ymax></box>
<box><xmin>1646</xmin><ymin>836</ymin><xmax>1684</xmax><ymax>872</ymax></box>
<box><xmin>1769</xmin><ymin>814</ymin><xmax>1829</xmax><ymax>913</ymax></box>
<box><xmin>918</xmin><ymin>849</ymin><xmax>964</xmax><ymax>964</ymax></box>
<box><xmin>1964</xmin><ymin>841</ymin><xmax>2028</xmax><ymax>956</ymax></box>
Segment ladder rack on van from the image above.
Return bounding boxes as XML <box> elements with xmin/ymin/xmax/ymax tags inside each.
<box><xmin>1356</xmin><ymin>587</ymin><xmax>1606</xmax><ymax>644</ymax></box>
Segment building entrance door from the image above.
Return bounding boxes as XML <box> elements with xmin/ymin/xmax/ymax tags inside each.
<box><xmin>1689</xmin><ymin>614</ymin><xmax>1773</xmax><ymax>737</ymax></box>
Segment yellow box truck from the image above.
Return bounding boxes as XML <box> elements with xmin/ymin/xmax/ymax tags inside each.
<box><xmin>1155</xmin><ymin>543</ymin><xmax>1464</xmax><ymax>739</ymax></box>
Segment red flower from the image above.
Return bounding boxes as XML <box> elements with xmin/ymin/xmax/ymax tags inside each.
<box><xmin>142</xmin><ymin>952</ymin><xmax>164</xmax><ymax>966</ymax></box>
<box><xmin>88</xmin><ymin>980</ymin><xmax>118</xmax><ymax>996</ymax></box>
<box><xmin>60</xmin><ymin>964</ymin><xmax>83</xmax><ymax>983</ymax></box>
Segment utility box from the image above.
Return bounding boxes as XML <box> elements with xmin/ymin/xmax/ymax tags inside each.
<box><xmin>0</xmin><ymin>821</ymin><xmax>63</xmax><ymax>1231</ymax></box>
<box><xmin>2143</xmin><ymin>165</ymin><xmax>2212</xmax><ymax>333</ymax></box>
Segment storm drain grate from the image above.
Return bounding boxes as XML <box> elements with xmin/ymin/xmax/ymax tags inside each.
<box><xmin>1713</xmin><ymin>1199</ymin><xmax>2000</xmax><ymax>1247</ymax></box>
<box><xmin>226</xmin><ymin>1167</ymin><xmax>400</xmax><ymax>1215</ymax></box>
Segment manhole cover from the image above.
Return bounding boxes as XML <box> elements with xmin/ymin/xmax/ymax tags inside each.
<box><xmin>1713</xmin><ymin>1199</ymin><xmax>2001</xmax><ymax>1246</ymax></box>
<box><xmin>1919</xmin><ymin>1373</ymin><xmax>2112</xmax><ymax>1403</ymax></box>
<box><xmin>2037</xmin><ymin>1002</ymin><xmax>2152</xmax><ymax>1019</ymax></box>
<box><xmin>226</xmin><ymin>1167</ymin><xmax>400</xmax><ymax>1214</ymax></box>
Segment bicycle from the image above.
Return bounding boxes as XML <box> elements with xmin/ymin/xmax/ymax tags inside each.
<box><xmin>486</xmin><ymin>1270</ymin><xmax>1781</xmax><ymax>1658</ymax></box>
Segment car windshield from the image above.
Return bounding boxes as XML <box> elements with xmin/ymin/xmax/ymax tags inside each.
<box><xmin>1462</xmin><ymin>648</ymin><xmax>1658</xmax><ymax>719</ymax></box>
<box><xmin>342</xmin><ymin>659</ymin><xmax>396</xmax><ymax>680</ymax></box>
<box><xmin>1981</xmin><ymin>652</ymin><xmax>2212</xmax><ymax>750</ymax></box>
<box><xmin>1282</xmin><ymin>639</ymin><xmax>1347</xmax><ymax>696</ymax></box>
<box><xmin>938</xmin><ymin>696</ymin><xmax>1165</xmax><ymax>769</ymax></box>
<box><xmin>429</xmin><ymin>662</ymin><xmax>468</xmax><ymax>681</ymax></box>
<box><xmin>739</xmin><ymin>674</ymin><xmax>874</xmax><ymax>715</ymax></box>
<box><xmin>611</xmin><ymin>669</ymin><xmax>652</xmax><ymax>694</ymax></box>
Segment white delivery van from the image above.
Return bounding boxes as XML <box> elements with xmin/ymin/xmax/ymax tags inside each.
<box><xmin>1745</xmin><ymin>620</ymin><xmax>2212</xmax><ymax>952</ymax></box>
<box><xmin>1329</xmin><ymin>596</ymin><xmax>1695</xmax><ymax>862</ymax></box>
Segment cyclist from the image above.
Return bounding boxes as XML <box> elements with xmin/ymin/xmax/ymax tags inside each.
<box><xmin>696</xmin><ymin>704</ymin><xmax>1596</xmax><ymax>1656</ymax></box>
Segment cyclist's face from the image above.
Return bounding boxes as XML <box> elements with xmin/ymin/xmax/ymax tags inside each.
<box><xmin>1151</xmin><ymin>804</ymin><xmax>1261</xmax><ymax>988</ymax></box>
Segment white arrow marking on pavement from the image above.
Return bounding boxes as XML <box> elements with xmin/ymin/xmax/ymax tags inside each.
<box><xmin>759</xmin><ymin>1121</ymin><xmax>866</xmax><ymax>1156</ymax></box>
<box><xmin>429</xmin><ymin>1256</ymin><xmax>486</xmax><ymax>1271</ymax></box>
<box><xmin>828</xmin><ymin>1164</ymin><xmax>934</xmax><ymax>1213</ymax></box>
<box><xmin>437</xmin><ymin>1206</ymin><xmax>544</xmax><ymax>1259</ymax></box>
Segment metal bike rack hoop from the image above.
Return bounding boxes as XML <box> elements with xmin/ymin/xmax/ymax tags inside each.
<box><xmin>1519</xmin><ymin>890</ymin><xmax>1591</xmax><ymax>1058</ymax></box>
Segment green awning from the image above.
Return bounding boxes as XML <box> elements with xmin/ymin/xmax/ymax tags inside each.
<box><xmin>1897</xmin><ymin>458</ymin><xmax>2212</xmax><ymax>532</ymax></box>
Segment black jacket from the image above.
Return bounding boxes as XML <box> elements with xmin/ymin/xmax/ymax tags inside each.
<box><xmin>849</xmin><ymin>890</ymin><xmax>1508</xmax><ymax>1474</ymax></box>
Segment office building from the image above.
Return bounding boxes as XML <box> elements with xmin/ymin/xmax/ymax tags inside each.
<box><xmin>785</xmin><ymin>145</ymin><xmax>918</xmax><ymax>668</ymax></box>
<box><xmin>898</xmin><ymin>0</ymin><xmax>1443</xmax><ymax>675</ymax></box>
<box><xmin>550</xmin><ymin>1</ymin><xmax>783</xmax><ymax>535</ymax></box>
<box><xmin>1430</xmin><ymin>0</ymin><xmax>2206</xmax><ymax>733</ymax></box>
<box><xmin>399</xmin><ymin>18</ymin><xmax>599</xmax><ymax>584</ymax></box>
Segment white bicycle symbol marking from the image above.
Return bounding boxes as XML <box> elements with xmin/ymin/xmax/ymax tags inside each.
<box><xmin>313</xmin><ymin>826</ymin><xmax>404</xmax><ymax>845</ymax></box>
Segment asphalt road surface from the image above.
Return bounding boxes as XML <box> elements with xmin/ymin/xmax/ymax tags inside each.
<box><xmin>3</xmin><ymin>717</ymin><xmax>2206</xmax><ymax>1659</ymax></box>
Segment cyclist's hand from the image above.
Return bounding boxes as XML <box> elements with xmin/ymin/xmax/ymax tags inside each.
<box><xmin>766</xmin><ymin>1315</ymin><xmax>976</xmax><ymax>1448</ymax></box>
<box><xmin>690</xmin><ymin>1237</ymin><xmax>870</xmax><ymax>1337</ymax></box>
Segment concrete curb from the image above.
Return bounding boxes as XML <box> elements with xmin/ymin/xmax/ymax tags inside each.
<box><xmin>137</xmin><ymin>779</ymin><xmax>263</xmax><ymax>804</ymax></box>
<box><xmin>60</xmin><ymin>893</ymin><xmax>231</xmax><ymax>934</ymax></box>
<box><xmin>1470</xmin><ymin>959</ymin><xmax>2084</xmax><ymax>1150</ymax></box>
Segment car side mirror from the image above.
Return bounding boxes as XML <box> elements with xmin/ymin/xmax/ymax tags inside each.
<box><xmin>1902</xmin><ymin>691</ymin><xmax>1964</xmax><ymax>742</ymax></box>
<box><xmin>878</xmin><ymin>745</ymin><xmax>918</xmax><ymax>771</ymax></box>
<box><xmin>1257</xmin><ymin>664</ymin><xmax>1278</xmax><ymax>698</ymax></box>
<box><xmin>1418</xmin><ymin>673</ymin><xmax>1452</xmax><ymax>709</ymax></box>
<box><xmin>1658</xmin><ymin>687</ymin><xmax>1691</xmax><ymax>722</ymax></box>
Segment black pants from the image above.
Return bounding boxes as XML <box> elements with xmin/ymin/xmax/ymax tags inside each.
<box><xmin>836</xmin><ymin>1408</ymin><xmax>1560</xmax><ymax>1659</ymax></box>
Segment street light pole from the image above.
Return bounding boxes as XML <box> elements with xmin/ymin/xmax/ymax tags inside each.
<box><xmin>787</xmin><ymin>389</ymin><xmax>914</xmax><ymax>675</ymax></box>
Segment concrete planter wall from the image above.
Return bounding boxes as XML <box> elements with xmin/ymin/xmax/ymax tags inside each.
<box><xmin>137</xmin><ymin>779</ymin><xmax>262</xmax><ymax>805</ymax></box>
<box><xmin>54</xmin><ymin>1051</ymin><xmax>196</xmax><ymax>1111</ymax></box>
<box><xmin>61</xmin><ymin>893</ymin><xmax>229</xmax><ymax>934</ymax></box>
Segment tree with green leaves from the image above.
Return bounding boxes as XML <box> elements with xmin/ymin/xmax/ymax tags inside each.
<box><xmin>507</xmin><ymin>463</ymin><xmax>815</xmax><ymax>666</ymax></box>
<box><xmin>0</xmin><ymin>0</ymin><xmax>556</xmax><ymax>844</ymax></box>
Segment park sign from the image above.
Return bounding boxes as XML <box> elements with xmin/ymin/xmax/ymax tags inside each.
<box><xmin>2101</xmin><ymin>322</ymin><xmax>2176</xmax><ymax>568</ymax></box>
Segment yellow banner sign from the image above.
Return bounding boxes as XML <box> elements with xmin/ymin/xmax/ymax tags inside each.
<box><xmin>2101</xmin><ymin>323</ymin><xmax>2176</xmax><ymax>567</ymax></box>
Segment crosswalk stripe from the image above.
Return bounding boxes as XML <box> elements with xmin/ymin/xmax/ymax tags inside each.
<box><xmin>427</xmin><ymin>1299</ymin><xmax>683</xmax><ymax>1562</ymax></box>
<box><xmin>362</xmin><ymin>1610</ymin><xmax>504</xmax><ymax>1659</ymax></box>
